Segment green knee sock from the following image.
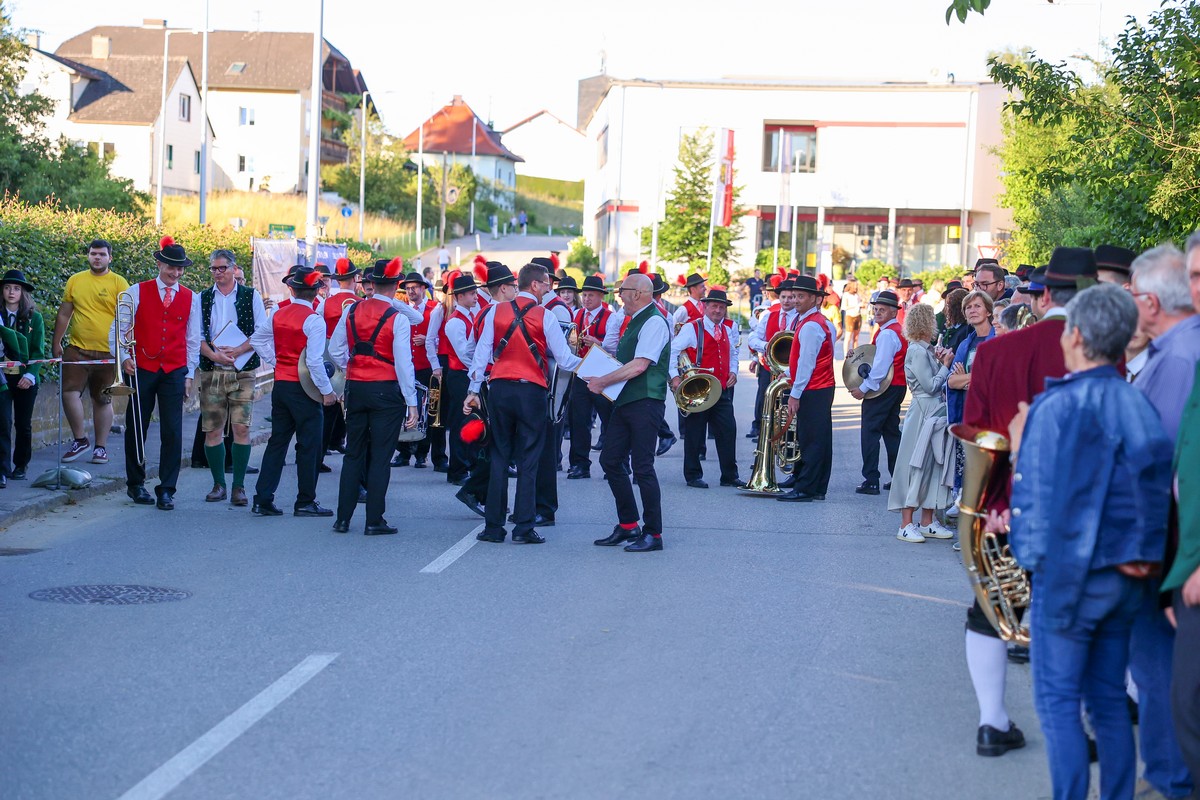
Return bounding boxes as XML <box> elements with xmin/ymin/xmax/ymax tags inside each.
<box><xmin>205</xmin><ymin>443</ymin><xmax>226</xmax><ymax>487</ymax></box>
<box><xmin>232</xmin><ymin>443</ymin><xmax>252</xmax><ymax>490</ymax></box>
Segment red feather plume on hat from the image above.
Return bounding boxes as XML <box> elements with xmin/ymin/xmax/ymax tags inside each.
<box><xmin>710</xmin><ymin>284</ymin><xmax>726</xmax><ymax>292</ymax></box>
<box><xmin>675</xmin><ymin>274</ymin><xmax>686</xmax><ymax>286</ymax></box>
<box><xmin>335</xmin><ymin>257</ymin><xmax>352</xmax><ymax>275</ymax></box>
<box><xmin>769</xmin><ymin>275</ymin><xmax>783</xmax><ymax>289</ymax></box>
<box><xmin>775</xmin><ymin>266</ymin><xmax>788</xmax><ymax>279</ymax></box>
<box><xmin>637</xmin><ymin>261</ymin><xmax>650</xmax><ymax>275</ymax></box>
<box><xmin>549</xmin><ymin>252</ymin><xmax>560</xmax><ymax>269</ymax></box>
<box><xmin>472</xmin><ymin>261</ymin><xmax>488</xmax><ymax>284</ymax></box>
<box><xmin>460</xmin><ymin>417</ymin><xmax>486</xmax><ymax>444</ymax></box>
<box><xmin>444</xmin><ymin>268</ymin><xmax>462</xmax><ymax>287</ymax></box>
<box><xmin>303</xmin><ymin>269</ymin><xmax>323</xmax><ymax>288</ymax></box>
<box><xmin>159</xmin><ymin>236</ymin><xmax>174</xmax><ymax>250</ymax></box>
<box><xmin>385</xmin><ymin>257</ymin><xmax>403</xmax><ymax>278</ymax></box>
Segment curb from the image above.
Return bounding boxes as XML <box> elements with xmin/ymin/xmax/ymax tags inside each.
<box><xmin>0</xmin><ymin>430</ymin><xmax>273</xmax><ymax>530</ymax></box>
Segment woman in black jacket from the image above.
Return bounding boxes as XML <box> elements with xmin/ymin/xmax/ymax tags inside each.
<box><xmin>0</xmin><ymin>270</ymin><xmax>46</xmax><ymax>483</ymax></box>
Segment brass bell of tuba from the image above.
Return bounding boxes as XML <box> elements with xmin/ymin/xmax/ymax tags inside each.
<box><xmin>951</xmin><ymin>424</ymin><xmax>1031</xmax><ymax>646</ymax></box>
<box><xmin>672</xmin><ymin>350</ymin><xmax>722</xmax><ymax>415</ymax></box>
<box><xmin>740</xmin><ymin>330</ymin><xmax>801</xmax><ymax>495</ymax></box>
<box><xmin>103</xmin><ymin>290</ymin><xmax>145</xmax><ymax>466</ymax></box>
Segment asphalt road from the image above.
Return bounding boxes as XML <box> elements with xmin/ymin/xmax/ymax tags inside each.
<box><xmin>0</xmin><ymin>300</ymin><xmax>1052</xmax><ymax>799</ymax></box>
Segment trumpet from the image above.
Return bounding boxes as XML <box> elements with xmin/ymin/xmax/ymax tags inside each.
<box><xmin>427</xmin><ymin>373</ymin><xmax>443</xmax><ymax>429</ymax></box>
<box><xmin>104</xmin><ymin>290</ymin><xmax>145</xmax><ymax>466</ymax></box>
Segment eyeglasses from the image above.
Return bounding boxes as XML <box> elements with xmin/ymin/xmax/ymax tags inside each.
<box><xmin>210</xmin><ymin>265</ymin><xmax>229</xmax><ymax>273</ymax></box>
<box><xmin>975</xmin><ymin>279</ymin><xmax>1002</xmax><ymax>289</ymax></box>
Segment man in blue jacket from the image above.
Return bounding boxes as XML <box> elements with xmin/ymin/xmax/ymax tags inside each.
<box><xmin>1003</xmin><ymin>284</ymin><xmax>1173</xmax><ymax>800</ymax></box>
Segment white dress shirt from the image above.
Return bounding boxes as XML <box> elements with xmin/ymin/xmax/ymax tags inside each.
<box><xmin>749</xmin><ymin>306</ymin><xmax>796</xmax><ymax>353</ymax></box>
<box><xmin>108</xmin><ymin>278</ymin><xmax>202</xmax><ymax>379</ymax></box>
<box><xmin>669</xmin><ymin>316</ymin><xmax>739</xmax><ymax>379</ymax></box>
<box><xmin>468</xmin><ymin>292</ymin><xmax>582</xmax><ymax>393</ymax></box>
<box><xmin>444</xmin><ymin>304</ymin><xmax>477</xmax><ymax>367</ymax></box>
<box><xmin>603</xmin><ymin>307</ymin><xmax>625</xmax><ymax>355</ymax></box>
<box><xmin>327</xmin><ymin>298</ymin><xmax>417</xmax><ymax>405</ymax></box>
<box><xmin>672</xmin><ymin>298</ymin><xmax>704</xmax><ymax>326</ymax></box>
<box><xmin>622</xmin><ymin>303</ymin><xmax>671</xmax><ymax>363</ymax></box>
<box><xmin>860</xmin><ymin>318</ymin><xmax>902</xmax><ymax>394</ymax></box>
<box><xmin>205</xmin><ymin>283</ymin><xmax>267</xmax><ymax>368</ymax></box>
<box><xmin>425</xmin><ymin>302</ymin><xmax>445</xmax><ymax>366</ymax></box>
<box><xmin>249</xmin><ymin>312</ymin><xmax>334</xmax><ymax>395</ymax></box>
<box><xmin>788</xmin><ymin>307</ymin><xmax>837</xmax><ymax>398</ymax></box>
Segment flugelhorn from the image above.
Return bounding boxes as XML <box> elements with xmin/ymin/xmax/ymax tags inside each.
<box><xmin>104</xmin><ymin>290</ymin><xmax>144</xmax><ymax>466</ymax></box>
<box><xmin>427</xmin><ymin>373</ymin><xmax>443</xmax><ymax>429</ymax></box>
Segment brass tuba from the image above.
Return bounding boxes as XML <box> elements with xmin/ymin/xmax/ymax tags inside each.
<box><xmin>740</xmin><ymin>330</ymin><xmax>801</xmax><ymax>495</ymax></box>
<box><xmin>104</xmin><ymin>290</ymin><xmax>144</xmax><ymax>466</ymax></box>
<box><xmin>951</xmin><ymin>424</ymin><xmax>1031</xmax><ymax>646</ymax></box>
<box><xmin>672</xmin><ymin>349</ymin><xmax>722</xmax><ymax>415</ymax></box>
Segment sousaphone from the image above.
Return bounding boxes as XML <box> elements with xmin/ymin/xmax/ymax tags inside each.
<box><xmin>842</xmin><ymin>344</ymin><xmax>893</xmax><ymax>399</ymax></box>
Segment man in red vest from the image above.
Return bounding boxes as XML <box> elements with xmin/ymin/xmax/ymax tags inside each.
<box><xmin>464</xmin><ymin>263</ymin><xmax>581</xmax><ymax>544</ymax></box>
<box><xmin>567</xmin><ymin>274</ymin><xmax>614</xmax><ymax>479</ymax></box>
<box><xmin>393</xmin><ymin>271</ymin><xmax>443</xmax><ymax>469</ymax></box>
<box><xmin>248</xmin><ymin>266</ymin><xmax>336</xmax><ymax>517</ymax></box>
<box><xmin>850</xmin><ymin>289</ymin><xmax>907</xmax><ymax>494</ymax></box>
<box><xmin>669</xmin><ymin>287</ymin><xmax>741</xmax><ymax>489</ymax></box>
<box><xmin>318</xmin><ymin>258</ymin><xmax>360</xmax><ymax>459</ymax></box>
<box><xmin>440</xmin><ymin>273</ymin><xmax>483</xmax><ymax>515</ymax></box>
<box><xmin>778</xmin><ymin>275</ymin><xmax>838</xmax><ymax>502</ymax></box>
<box><xmin>671</xmin><ymin>272</ymin><xmax>707</xmax><ymax>327</ymax></box>
<box><xmin>112</xmin><ymin>236</ymin><xmax>201</xmax><ymax>511</ymax></box>
<box><xmin>327</xmin><ymin>258</ymin><xmax>419</xmax><ymax>535</ymax></box>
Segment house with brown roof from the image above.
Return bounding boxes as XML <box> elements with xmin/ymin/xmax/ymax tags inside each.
<box><xmin>401</xmin><ymin>96</ymin><xmax>523</xmax><ymax>212</ymax></box>
<box><xmin>501</xmin><ymin>110</ymin><xmax>587</xmax><ymax>183</ymax></box>
<box><xmin>21</xmin><ymin>40</ymin><xmax>210</xmax><ymax>197</ymax></box>
<box><xmin>53</xmin><ymin>20</ymin><xmax>369</xmax><ymax>194</ymax></box>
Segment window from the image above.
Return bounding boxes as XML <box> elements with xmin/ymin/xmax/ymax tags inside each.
<box><xmin>238</xmin><ymin>107</ymin><xmax>255</xmax><ymax>126</ymax></box>
<box><xmin>226</xmin><ymin>62</ymin><xmax>247</xmax><ymax>75</ymax></box>
<box><xmin>238</xmin><ymin>155</ymin><xmax>246</xmax><ymax>173</ymax></box>
<box><xmin>86</xmin><ymin>141</ymin><xmax>115</xmax><ymax>159</ymax></box>
<box><xmin>179</xmin><ymin>93</ymin><xmax>191</xmax><ymax>122</ymax></box>
<box><xmin>762</xmin><ymin>125</ymin><xmax>817</xmax><ymax>173</ymax></box>
<box><xmin>194</xmin><ymin>150</ymin><xmax>201</xmax><ymax>174</ymax></box>
<box><xmin>597</xmin><ymin>126</ymin><xmax>609</xmax><ymax>169</ymax></box>
<box><xmin>167</xmin><ymin>144</ymin><xmax>174</xmax><ymax>170</ymax></box>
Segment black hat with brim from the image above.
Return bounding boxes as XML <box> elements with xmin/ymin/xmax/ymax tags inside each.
<box><xmin>286</xmin><ymin>266</ymin><xmax>326</xmax><ymax>291</ymax></box>
<box><xmin>368</xmin><ymin>258</ymin><xmax>406</xmax><ymax>285</ymax></box>
<box><xmin>873</xmin><ymin>290</ymin><xmax>902</xmax><ymax>309</ymax></box>
<box><xmin>1095</xmin><ymin>245</ymin><xmax>1136</xmax><ymax>276</ymax></box>
<box><xmin>580</xmin><ymin>274</ymin><xmax>609</xmax><ymax>293</ymax></box>
<box><xmin>402</xmin><ymin>271</ymin><xmax>429</xmax><ymax>287</ymax></box>
<box><xmin>556</xmin><ymin>275</ymin><xmax>579</xmax><ymax>292</ymax></box>
<box><xmin>897</xmin><ymin>278</ymin><xmax>915</xmax><ymax>288</ymax></box>
<box><xmin>651</xmin><ymin>274</ymin><xmax>668</xmax><ymax>294</ymax></box>
<box><xmin>154</xmin><ymin>236</ymin><xmax>192</xmax><ymax>267</ymax></box>
<box><xmin>702</xmin><ymin>289</ymin><xmax>733</xmax><ymax>306</ymax></box>
<box><xmin>486</xmin><ymin>263</ymin><xmax>516</xmax><ymax>287</ymax></box>
<box><xmin>1043</xmin><ymin>247</ymin><xmax>1098</xmax><ymax>288</ymax></box>
<box><xmin>791</xmin><ymin>275</ymin><xmax>828</xmax><ymax>297</ymax></box>
<box><xmin>451</xmin><ymin>274</ymin><xmax>479</xmax><ymax>295</ymax></box>
<box><xmin>0</xmin><ymin>269</ymin><xmax>35</xmax><ymax>292</ymax></box>
<box><xmin>684</xmin><ymin>272</ymin><xmax>706</xmax><ymax>288</ymax></box>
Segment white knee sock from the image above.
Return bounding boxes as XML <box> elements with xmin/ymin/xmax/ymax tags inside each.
<box><xmin>966</xmin><ymin>629</ymin><xmax>1010</xmax><ymax>729</ymax></box>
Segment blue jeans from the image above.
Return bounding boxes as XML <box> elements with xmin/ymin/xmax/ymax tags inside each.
<box><xmin>1031</xmin><ymin>569</ymin><xmax>1146</xmax><ymax>800</ymax></box>
<box><xmin>1130</xmin><ymin>578</ymin><xmax>1195</xmax><ymax>798</ymax></box>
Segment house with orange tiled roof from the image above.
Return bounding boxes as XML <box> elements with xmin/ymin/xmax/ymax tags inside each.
<box><xmin>401</xmin><ymin>96</ymin><xmax>523</xmax><ymax>212</ymax></box>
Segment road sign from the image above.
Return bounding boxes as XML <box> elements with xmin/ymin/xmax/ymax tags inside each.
<box><xmin>341</xmin><ymin>206</ymin><xmax>353</xmax><ymax>218</ymax></box>
<box><xmin>446</xmin><ymin>186</ymin><xmax>459</xmax><ymax>205</ymax></box>
<box><xmin>268</xmin><ymin>224</ymin><xmax>296</xmax><ymax>238</ymax></box>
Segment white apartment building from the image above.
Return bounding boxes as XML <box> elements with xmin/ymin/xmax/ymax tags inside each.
<box><xmin>577</xmin><ymin>75</ymin><xmax>1011</xmax><ymax>279</ymax></box>
<box><xmin>501</xmin><ymin>110</ymin><xmax>588</xmax><ymax>183</ymax></box>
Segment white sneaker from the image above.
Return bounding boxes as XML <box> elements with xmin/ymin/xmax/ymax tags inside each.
<box><xmin>945</xmin><ymin>503</ymin><xmax>960</xmax><ymax>519</ymax></box>
<box><xmin>896</xmin><ymin>523</ymin><xmax>926</xmax><ymax>543</ymax></box>
<box><xmin>922</xmin><ymin>520</ymin><xmax>956</xmax><ymax>540</ymax></box>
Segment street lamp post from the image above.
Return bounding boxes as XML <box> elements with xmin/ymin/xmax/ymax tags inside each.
<box><xmin>304</xmin><ymin>0</ymin><xmax>325</xmax><ymax>266</ymax></box>
<box><xmin>416</xmin><ymin>122</ymin><xmax>423</xmax><ymax>251</ymax></box>
<box><xmin>199</xmin><ymin>2</ymin><xmax>209</xmax><ymax>225</ymax></box>
<box><xmin>155</xmin><ymin>28</ymin><xmax>196</xmax><ymax>226</ymax></box>
<box><xmin>359</xmin><ymin>89</ymin><xmax>369</xmax><ymax>242</ymax></box>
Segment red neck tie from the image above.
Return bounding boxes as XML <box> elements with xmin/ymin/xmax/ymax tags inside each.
<box><xmin>163</xmin><ymin>287</ymin><xmax>174</xmax><ymax>308</ymax></box>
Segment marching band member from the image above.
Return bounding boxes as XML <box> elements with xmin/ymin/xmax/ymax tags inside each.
<box><xmin>425</xmin><ymin>269</ymin><xmax>461</xmax><ymax>475</ymax></box>
<box><xmin>777</xmin><ymin>275</ymin><xmax>837</xmax><ymax>502</ymax></box>
<box><xmin>249</xmin><ymin>266</ymin><xmax>336</xmax><ymax>518</ymax></box>
<box><xmin>588</xmin><ymin>272</ymin><xmax>670</xmax><ymax>552</ymax></box>
<box><xmin>328</xmin><ymin>258</ymin><xmax>419</xmax><ymax>535</ymax></box>
<box><xmin>319</xmin><ymin>258</ymin><xmax>359</xmax><ymax>460</ymax></box>
<box><xmin>850</xmin><ymin>289</ymin><xmax>907</xmax><ymax>495</ymax></box>
<box><xmin>671</xmin><ymin>272</ymin><xmax>707</xmax><ymax>327</ymax></box>
<box><xmin>669</xmin><ymin>287</ymin><xmax>741</xmax><ymax>489</ymax></box>
<box><xmin>197</xmin><ymin>248</ymin><xmax>267</xmax><ymax>508</ymax></box>
<box><xmin>393</xmin><ymin>271</ymin><xmax>443</xmax><ymax>469</ymax></box>
<box><xmin>567</xmin><ymin>274</ymin><xmax>613</xmax><ymax>479</ymax></box>
<box><xmin>464</xmin><ymin>262</ymin><xmax>581</xmax><ymax>545</ymax></box>
<box><xmin>747</xmin><ymin>275</ymin><xmax>794</xmax><ymax>442</ymax></box>
<box><xmin>111</xmin><ymin>236</ymin><xmax>202</xmax><ymax>511</ymax></box>
<box><xmin>435</xmin><ymin>273</ymin><xmax>484</xmax><ymax>515</ymax></box>
<box><xmin>528</xmin><ymin>256</ymin><xmax>573</xmax><ymax>524</ymax></box>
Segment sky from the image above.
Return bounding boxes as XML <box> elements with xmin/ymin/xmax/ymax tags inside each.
<box><xmin>12</xmin><ymin>0</ymin><xmax>1164</xmax><ymax>137</ymax></box>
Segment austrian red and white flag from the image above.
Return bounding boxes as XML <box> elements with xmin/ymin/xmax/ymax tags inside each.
<box><xmin>712</xmin><ymin>128</ymin><xmax>736</xmax><ymax>228</ymax></box>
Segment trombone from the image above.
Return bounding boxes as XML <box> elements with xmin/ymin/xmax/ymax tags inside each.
<box><xmin>103</xmin><ymin>290</ymin><xmax>145</xmax><ymax>466</ymax></box>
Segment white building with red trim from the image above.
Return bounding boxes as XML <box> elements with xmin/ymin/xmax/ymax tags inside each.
<box><xmin>576</xmin><ymin>75</ymin><xmax>1010</xmax><ymax>279</ymax></box>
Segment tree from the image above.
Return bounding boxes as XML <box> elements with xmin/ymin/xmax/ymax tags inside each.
<box><xmin>944</xmin><ymin>0</ymin><xmax>992</xmax><ymax>25</ymax></box>
<box><xmin>989</xmin><ymin>1</ymin><xmax>1200</xmax><ymax>251</ymax></box>
<box><xmin>640</xmin><ymin>127</ymin><xmax>744</xmax><ymax>286</ymax></box>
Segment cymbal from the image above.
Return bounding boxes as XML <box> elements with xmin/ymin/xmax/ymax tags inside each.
<box><xmin>842</xmin><ymin>344</ymin><xmax>893</xmax><ymax>399</ymax></box>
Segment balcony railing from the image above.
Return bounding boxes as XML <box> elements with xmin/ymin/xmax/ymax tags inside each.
<box><xmin>320</xmin><ymin>137</ymin><xmax>349</xmax><ymax>163</ymax></box>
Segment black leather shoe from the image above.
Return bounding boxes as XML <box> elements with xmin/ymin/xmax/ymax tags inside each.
<box><xmin>332</xmin><ymin>519</ymin><xmax>350</xmax><ymax>533</ymax></box>
<box><xmin>390</xmin><ymin>455</ymin><xmax>409</xmax><ymax>468</ymax></box>
<box><xmin>686</xmin><ymin>479</ymin><xmax>709</xmax><ymax>489</ymax></box>
<box><xmin>976</xmin><ymin>723</ymin><xmax>1025</xmax><ymax>757</ymax></box>
<box><xmin>477</xmin><ymin>528</ymin><xmax>506</xmax><ymax>543</ymax></box>
<box><xmin>777</xmin><ymin>490</ymin><xmax>817</xmax><ymax>502</ymax></box>
<box><xmin>655</xmin><ymin>435</ymin><xmax>677</xmax><ymax>457</ymax></box>
<box><xmin>9</xmin><ymin>467</ymin><xmax>25</xmax><ymax>480</ymax></box>
<box><xmin>883</xmin><ymin>481</ymin><xmax>892</xmax><ymax>490</ymax></box>
<box><xmin>567</xmin><ymin>466</ymin><xmax>590</xmax><ymax>480</ymax></box>
<box><xmin>594</xmin><ymin>524</ymin><xmax>639</xmax><ymax>546</ymax></box>
<box><xmin>1006</xmin><ymin>645</ymin><xmax>1030</xmax><ymax>664</ymax></box>
<box><xmin>507</xmin><ymin>512</ymin><xmax>555</xmax><ymax>526</ymax></box>
<box><xmin>156</xmin><ymin>491</ymin><xmax>175</xmax><ymax>511</ymax></box>
<box><xmin>777</xmin><ymin>475</ymin><xmax>797</xmax><ymax>489</ymax></box>
<box><xmin>454</xmin><ymin>487</ymin><xmax>485</xmax><ymax>518</ymax></box>
<box><xmin>745</xmin><ymin>428</ymin><xmax>759</xmax><ymax>439</ymax></box>
<box><xmin>318</xmin><ymin>463</ymin><xmax>332</xmax><ymax>474</ymax></box>
<box><xmin>624</xmin><ymin>532</ymin><xmax>663</xmax><ymax>552</ymax></box>
<box><xmin>365</xmin><ymin>521</ymin><xmax>398</xmax><ymax>535</ymax></box>
<box><xmin>591</xmin><ymin>441</ymin><xmax>604</xmax><ymax>452</ymax></box>
<box><xmin>357</xmin><ymin>487</ymin><xmax>368</xmax><ymax>504</ymax></box>
<box><xmin>129</xmin><ymin>486</ymin><xmax>155</xmax><ymax>505</ymax></box>
<box><xmin>433</xmin><ymin>462</ymin><xmax>449</xmax><ymax>473</ymax></box>
<box><xmin>190</xmin><ymin>459</ymin><xmax>206</xmax><ymax>469</ymax></box>
<box><xmin>414</xmin><ymin>458</ymin><xmax>427</xmax><ymax>469</ymax></box>
<box><xmin>246</xmin><ymin>466</ymin><xmax>259</xmax><ymax>475</ymax></box>
<box><xmin>252</xmin><ymin>501</ymin><xmax>284</xmax><ymax>516</ymax></box>
<box><xmin>855</xmin><ymin>481</ymin><xmax>881</xmax><ymax>495</ymax></box>
<box><xmin>720</xmin><ymin>479</ymin><xmax>747</xmax><ymax>488</ymax></box>
<box><xmin>294</xmin><ymin>502</ymin><xmax>333</xmax><ymax>517</ymax></box>
<box><xmin>512</xmin><ymin>530</ymin><xmax>546</xmax><ymax>544</ymax></box>
<box><xmin>448</xmin><ymin>476</ymin><xmax>467</xmax><ymax>486</ymax></box>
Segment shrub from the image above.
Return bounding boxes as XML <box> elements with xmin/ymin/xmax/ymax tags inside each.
<box><xmin>852</xmin><ymin>259</ymin><xmax>897</xmax><ymax>288</ymax></box>
<box><xmin>565</xmin><ymin>236</ymin><xmax>599</xmax><ymax>274</ymax></box>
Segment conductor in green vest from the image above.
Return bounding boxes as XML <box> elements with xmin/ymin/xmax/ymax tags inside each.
<box><xmin>588</xmin><ymin>272</ymin><xmax>671</xmax><ymax>552</ymax></box>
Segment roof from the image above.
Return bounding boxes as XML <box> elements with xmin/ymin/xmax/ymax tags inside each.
<box><xmin>402</xmin><ymin>97</ymin><xmax>523</xmax><ymax>162</ymax></box>
<box><xmin>32</xmin><ymin>49</ymin><xmax>108</xmax><ymax>81</ymax></box>
<box><xmin>56</xmin><ymin>26</ymin><xmax>361</xmax><ymax>93</ymax></box>
<box><xmin>501</xmin><ymin>109</ymin><xmax>583</xmax><ymax>137</ymax></box>
<box><xmin>66</xmin><ymin>55</ymin><xmax>194</xmax><ymax>125</ymax></box>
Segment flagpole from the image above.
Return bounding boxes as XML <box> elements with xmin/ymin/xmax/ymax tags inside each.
<box><xmin>789</xmin><ymin>151</ymin><xmax>799</xmax><ymax>270</ymax></box>
<box><xmin>772</xmin><ymin>127</ymin><xmax>783</xmax><ymax>269</ymax></box>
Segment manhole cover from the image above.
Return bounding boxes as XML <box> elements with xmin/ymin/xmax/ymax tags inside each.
<box><xmin>28</xmin><ymin>585</ymin><xmax>191</xmax><ymax>605</ymax></box>
<box><xmin>0</xmin><ymin>547</ymin><xmax>43</xmax><ymax>556</ymax></box>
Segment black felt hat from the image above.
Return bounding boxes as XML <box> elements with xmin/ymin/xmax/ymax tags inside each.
<box><xmin>486</xmin><ymin>263</ymin><xmax>516</xmax><ymax>287</ymax></box>
<box><xmin>702</xmin><ymin>288</ymin><xmax>732</xmax><ymax>306</ymax></box>
<box><xmin>1043</xmin><ymin>247</ymin><xmax>1098</xmax><ymax>288</ymax></box>
<box><xmin>1094</xmin><ymin>245</ymin><xmax>1136</xmax><ymax>276</ymax></box>
<box><xmin>651</xmin><ymin>273</ymin><xmax>668</xmax><ymax>294</ymax></box>
<box><xmin>332</xmin><ymin>257</ymin><xmax>359</xmax><ymax>280</ymax></box>
<box><xmin>0</xmin><ymin>269</ymin><xmax>35</xmax><ymax>292</ymax></box>
<box><xmin>556</xmin><ymin>275</ymin><xmax>579</xmax><ymax>292</ymax></box>
<box><xmin>873</xmin><ymin>289</ymin><xmax>901</xmax><ymax>309</ymax></box>
<box><xmin>450</xmin><ymin>274</ymin><xmax>479</xmax><ymax>295</ymax></box>
<box><xmin>286</xmin><ymin>266</ymin><xmax>326</xmax><ymax>290</ymax></box>
<box><xmin>683</xmin><ymin>272</ymin><xmax>706</xmax><ymax>289</ymax></box>
<box><xmin>791</xmin><ymin>275</ymin><xmax>828</xmax><ymax>297</ymax></box>
<box><xmin>153</xmin><ymin>236</ymin><xmax>192</xmax><ymax>267</ymax></box>
<box><xmin>368</xmin><ymin>258</ymin><xmax>406</xmax><ymax>285</ymax></box>
<box><xmin>580</xmin><ymin>274</ymin><xmax>609</xmax><ymax>293</ymax></box>
<box><xmin>402</xmin><ymin>271</ymin><xmax>429</xmax><ymax>287</ymax></box>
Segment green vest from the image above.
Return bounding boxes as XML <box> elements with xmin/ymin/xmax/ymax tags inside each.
<box><xmin>614</xmin><ymin>304</ymin><xmax>669</xmax><ymax>407</ymax></box>
<box><xmin>200</xmin><ymin>285</ymin><xmax>261</xmax><ymax>372</ymax></box>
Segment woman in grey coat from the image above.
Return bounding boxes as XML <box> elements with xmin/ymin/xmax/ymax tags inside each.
<box><xmin>888</xmin><ymin>303</ymin><xmax>957</xmax><ymax>543</ymax></box>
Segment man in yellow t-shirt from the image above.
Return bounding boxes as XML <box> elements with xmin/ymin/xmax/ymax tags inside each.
<box><xmin>51</xmin><ymin>240</ymin><xmax>130</xmax><ymax>464</ymax></box>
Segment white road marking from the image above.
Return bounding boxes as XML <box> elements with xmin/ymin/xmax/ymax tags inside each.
<box><xmin>420</xmin><ymin>524</ymin><xmax>485</xmax><ymax>574</ymax></box>
<box><xmin>841</xmin><ymin>582</ymin><xmax>970</xmax><ymax>608</ymax></box>
<box><xmin>115</xmin><ymin>653</ymin><xmax>339</xmax><ymax>800</ymax></box>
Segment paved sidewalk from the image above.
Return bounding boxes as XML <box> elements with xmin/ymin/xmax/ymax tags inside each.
<box><xmin>0</xmin><ymin>393</ymin><xmax>274</xmax><ymax>530</ymax></box>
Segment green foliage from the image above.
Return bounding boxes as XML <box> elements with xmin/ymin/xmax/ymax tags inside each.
<box><xmin>639</xmin><ymin>127</ymin><xmax>745</xmax><ymax>273</ymax></box>
<box><xmin>853</xmin><ymin>259</ymin><xmax>897</xmax><ymax>288</ymax></box>
<box><xmin>945</xmin><ymin>0</ymin><xmax>991</xmax><ymax>25</ymax></box>
<box><xmin>754</xmin><ymin>248</ymin><xmax>790</xmax><ymax>270</ymax></box>
<box><xmin>565</xmin><ymin>236</ymin><xmax>599</xmax><ymax>274</ymax></box>
<box><xmin>908</xmin><ymin>265</ymin><xmax>966</xmax><ymax>289</ymax></box>
<box><xmin>989</xmin><ymin>1</ymin><xmax>1200</xmax><ymax>254</ymax></box>
<box><xmin>516</xmin><ymin>175</ymin><xmax>584</xmax><ymax>203</ymax></box>
<box><xmin>708</xmin><ymin>263</ymin><xmax>730</xmax><ymax>289</ymax></box>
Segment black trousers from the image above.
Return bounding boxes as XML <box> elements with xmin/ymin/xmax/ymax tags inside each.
<box><xmin>793</xmin><ymin>386</ymin><xmax>834</xmax><ymax>495</ymax></box>
<box><xmin>442</xmin><ymin>366</ymin><xmax>472</xmax><ymax>481</ymax></box>
<box><xmin>336</xmin><ymin>380</ymin><xmax>405</xmax><ymax>526</ymax></box>
<box><xmin>600</xmin><ymin>398</ymin><xmax>665</xmax><ymax>534</ymax></box>
<box><xmin>0</xmin><ymin>373</ymin><xmax>38</xmax><ymax>473</ymax></box>
<box><xmin>683</xmin><ymin>386</ymin><xmax>738</xmax><ymax>482</ymax></box>
<box><xmin>483</xmin><ymin>380</ymin><xmax>546</xmax><ymax>535</ymax></box>
<box><xmin>567</xmin><ymin>374</ymin><xmax>611</xmax><ymax>469</ymax></box>
<box><xmin>1172</xmin><ymin>593</ymin><xmax>1200</xmax><ymax>781</ymax></box>
<box><xmin>752</xmin><ymin>364</ymin><xmax>771</xmax><ymax>432</ymax></box>
<box><xmin>860</xmin><ymin>383</ymin><xmax>905</xmax><ymax>483</ymax></box>
<box><xmin>535</xmin><ymin>414</ymin><xmax>559</xmax><ymax>518</ymax></box>
<box><xmin>322</xmin><ymin>400</ymin><xmax>346</xmax><ymax>453</ymax></box>
<box><xmin>254</xmin><ymin>381</ymin><xmax>323</xmax><ymax>507</ymax></box>
<box><xmin>126</xmin><ymin>367</ymin><xmax>185</xmax><ymax>492</ymax></box>
<box><xmin>397</xmin><ymin>366</ymin><xmax>445</xmax><ymax>464</ymax></box>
